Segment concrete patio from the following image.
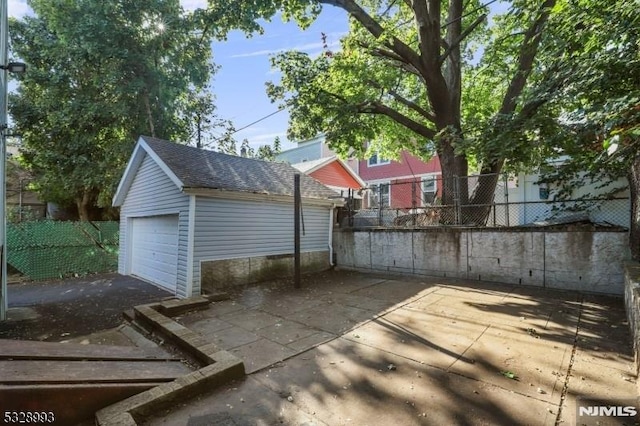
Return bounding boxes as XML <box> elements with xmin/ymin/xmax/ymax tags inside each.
<box><xmin>144</xmin><ymin>270</ymin><xmax>636</xmax><ymax>425</ymax></box>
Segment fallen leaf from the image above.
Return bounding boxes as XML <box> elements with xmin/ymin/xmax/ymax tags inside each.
<box><xmin>500</xmin><ymin>370</ymin><xmax>519</xmax><ymax>380</ymax></box>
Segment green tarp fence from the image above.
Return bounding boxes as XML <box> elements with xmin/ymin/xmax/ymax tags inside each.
<box><xmin>7</xmin><ymin>221</ymin><xmax>119</xmax><ymax>280</ymax></box>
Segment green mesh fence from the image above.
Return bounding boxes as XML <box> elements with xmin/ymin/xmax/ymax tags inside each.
<box><xmin>7</xmin><ymin>221</ymin><xmax>119</xmax><ymax>280</ymax></box>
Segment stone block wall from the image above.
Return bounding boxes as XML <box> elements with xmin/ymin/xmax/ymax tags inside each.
<box><xmin>334</xmin><ymin>228</ymin><xmax>629</xmax><ymax>295</ymax></box>
<box><xmin>200</xmin><ymin>251</ymin><xmax>330</xmax><ymax>293</ymax></box>
<box><xmin>624</xmin><ymin>262</ymin><xmax>640</xmax><ymax>378</ymax></box>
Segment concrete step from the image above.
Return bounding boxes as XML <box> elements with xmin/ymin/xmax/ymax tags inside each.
<box><xmin>0</xmin><ymin>339</ymin><xmax>192</xmax><ymax>425</ymax></box>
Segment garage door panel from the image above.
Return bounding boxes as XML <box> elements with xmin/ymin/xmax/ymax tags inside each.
<box><xmin>130</xmin><ymin>215</ymin><xmax>178</xmax><ymax>292</ymax></box>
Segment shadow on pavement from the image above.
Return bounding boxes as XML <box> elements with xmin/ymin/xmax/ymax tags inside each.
<box><xmin>142</xmin><ymin>270</ymin><xmax>637</xmax><ymax>425</ymax></box>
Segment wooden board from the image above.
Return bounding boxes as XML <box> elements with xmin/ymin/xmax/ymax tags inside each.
<box><xmin>0</xmin><ymin>360</ymin><xmax>191</xmax><ymax>384</ymax></box>
<box><xmin>0</xmin><ymin>339</ymin><xmax>177</xmax><ymax>361</ymax></box>
<box><xmin>0</xmin><ymin>383</ymin><xmax>164</xmax><ymax>424</ymax></box>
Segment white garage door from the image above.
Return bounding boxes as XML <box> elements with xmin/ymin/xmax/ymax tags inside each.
<box><xmin>130</xmin><ymin>215</ymin><xmax>179</xmax><ymax>292</ymax></box>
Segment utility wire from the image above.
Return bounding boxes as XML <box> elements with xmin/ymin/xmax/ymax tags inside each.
<box><xmin>213</xmin><ymin>106</ymin><xmax>286</xmax><ymax>143</ymax></box>
<box><xmin>211</xmin><ymin>0</ymin><xmax>499</xmax><ymax>145</ymax></box>
<box><xmin>441</xmin><ymin>0</ymin><xmax>500</xmax><ymax>28</ymax></box>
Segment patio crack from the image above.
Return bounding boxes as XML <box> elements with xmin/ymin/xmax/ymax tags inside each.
<box><xmin>445</xmin><ymin>324</ymin><xmax>491</xmax><ymax>371</ymax></box>
<box><xmin>553</xmin><ymin>293</ymin><xmax>584</xmax><ymax>426</ymax></box>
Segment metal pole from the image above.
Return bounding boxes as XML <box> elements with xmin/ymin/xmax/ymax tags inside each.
<box><xmin>378</xmin><ymin>184</ymin><xmax>383</xmax><ymax>226</ymax></box>
<box><xmin>294</xmin><ymin>173</ymin><xmax>301</xmax><ymax>289</ymax></box>
<box><xmin>411</xmin><ymin>180</ymin><xmax>417</xmax><ymax>226</ymax></box>
<box><xmin>454</xmin><ymin>176</ymin><xmax>461</xmax><ymax>225</ymax></box>
<box><xmin>503</xmin><ymin>173</ymin><xmax>510</xmax><ymax>226</ymax></box>
<box><xmin>0</xmin><ymin>0</ymin><xmax>8</xmax><ymax>320</ymax></box>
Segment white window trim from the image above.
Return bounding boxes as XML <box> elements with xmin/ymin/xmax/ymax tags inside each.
<box><xmin>367</xmin><ymin>152</ymin><xmax>391</xmax><ymax>167</ymax></box>
<box><xmin>368</xmin><ymin>181</ymin><xmax>391</xmax><ymax>208</ymax></box>
<box><xmin>421</xmin><ymin>174</ymin><xmax>438</xmax><ymax>206</ymax></box>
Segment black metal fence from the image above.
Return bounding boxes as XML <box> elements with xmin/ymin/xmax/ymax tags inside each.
<box><xmin>339</xmin><ymin>173</ymin><xmax>630</xmax><ymax>229</ymax></box>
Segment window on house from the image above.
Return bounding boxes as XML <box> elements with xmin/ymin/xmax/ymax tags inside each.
<box><xmin>369</xmin><ymin>183</ymin><xmax>390</xmax><ymax>207</ymax></box>
<box><xmin>422</xmin><ymin>176</ymin><xmax>437</xmax><ymax>205</ymax></box>
<box><xmin>368</xmin><ymin>152</ymin><xmax>390</xmax><ymax>166</ymax></box>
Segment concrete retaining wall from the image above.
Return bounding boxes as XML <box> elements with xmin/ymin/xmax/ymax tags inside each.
<box><xmin>200</xmin><ymin>251</ymin><xmax>330</xmax><ymax>293</ymax></box>
<box><xmin>624</xmin><ymin>262</ymin><xmax>640</xmax><ymax>377</ymax></box>
<box><xmin>334</xmin><ymin>229</ymin><xmax>629</xmax><ymax>295</ymax></box>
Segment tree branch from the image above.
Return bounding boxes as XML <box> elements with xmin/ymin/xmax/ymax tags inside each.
<box><xmin>380</xmin><ymin>0</ymin><xmax>399</xmax><ymax>17</ymax></box>
<box><xmin>362</xmin><ymin>44</ymin><xmax>424</xmax><ymax>79</ymax></box>
<box><xmin>358</xmin><ymin>100</ymin><xmax>436</xmax><ymax>139</ymax></box>
<box><xmin>319</xmin><ymin>0</ymin><xmax>423</xmax><ymax>76</ymax></box>
<box><xmin>366</xmin><ymin>79</ymin><xmax>436</xmax><ymax>122</ymax></box>
<box><xmin>499</xmin><ymin>0</ymin><xmax>556</xmax><ymax>115</ymax></box>
<box><xmin>439</xmin><ymin>13</ymin><xmax>486</xmax><ymax>65</ymax></box>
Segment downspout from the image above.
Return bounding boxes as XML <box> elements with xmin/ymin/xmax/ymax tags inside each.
<box><xmin>328</xmin><ymin>205</ymin><xmax>335</xmax><ymax>266</ymax></box>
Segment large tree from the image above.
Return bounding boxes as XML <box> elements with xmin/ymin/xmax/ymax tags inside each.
<box><xmin>206</xmin><ymin>0</ymin><xmax>557</xmax><ymax>223</ymax></box>
<box><xmin>9</xmin><ymin>0</ymin><xmax>218</xmax><ymax>220</ymax></box>
<box><xmin>520</xmin><ymin>0</ymin><xmax>640</xmax><ymax>257</ymax></box>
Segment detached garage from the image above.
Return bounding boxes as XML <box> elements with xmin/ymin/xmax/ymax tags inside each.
<box><xmin>113</xmin><ymin>136</ymin><xmax>342</xmax><ymax>298</ymax></box>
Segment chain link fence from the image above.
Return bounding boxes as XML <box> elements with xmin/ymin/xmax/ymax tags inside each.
<box><xmin>7</xmin><ymin>221</ymin><xmax>119</xmax><ymax>280</ymax></box>
<box><xmin>341</xmin><ymin>173</ymin><xmax>630</xmax><ymax>229</ymax></box>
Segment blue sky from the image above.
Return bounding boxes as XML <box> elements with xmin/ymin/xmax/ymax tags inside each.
<box><xmin>7</xmin><ymin>0</ymin><xmax>507</xmax><ymax>151</ymax></box>
<box><xmin>209</xmin><ymin>7</ymin><xmax>348</xmax><ymax>150</ymax></box>
<box><xmin>8</xmin><ymin>0</ymin><xmax>348</xmax><ymax>151</ymax></box>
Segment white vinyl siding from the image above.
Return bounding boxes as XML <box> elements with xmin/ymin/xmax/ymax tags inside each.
<box><xmin>118</xmin><ymin>154</ymin><xmax>190</xmax><ymax>297</ymax></box>
<box><xmin>190</xmin><ymin>197</ymin><xmax>330</xmax><ymax>291</ymax></box>
<box><xmin>275</xmin><ymin>141</ymin><xmax>321</xmax><ymax>164</ymax></box>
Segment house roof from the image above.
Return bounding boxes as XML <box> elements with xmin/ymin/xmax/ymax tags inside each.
<box><xmin>292</xmin><ymin>156</ymin><xmax>366</xmax><ymax>188</ymax></box>
<box><xmin>113</xmin><ymin>136</ymin><xmax>341</xmax><ymax>206</ymax></box>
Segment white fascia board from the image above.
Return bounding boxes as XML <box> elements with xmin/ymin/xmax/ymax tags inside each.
<box><xmin>112</xmin><ymin>136</ymin><xmax>185</xmax><ymax>207</ymax></box>
<box><xmin>183</xmin><ymin>187</ymin><xmax>344</xmax><ymax>207</ymax></box>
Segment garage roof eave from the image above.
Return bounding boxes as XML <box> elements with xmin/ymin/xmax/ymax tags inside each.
<box><xmin>183</xmin><ymin>186</ymin><xmax>344</xmax><ymax>207</ymax></box>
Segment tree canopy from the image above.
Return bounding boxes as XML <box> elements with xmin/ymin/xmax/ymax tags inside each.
<box><xmin>9</xmin><ymin>0</ymin><xmax>219</xmax><ymax>219</ymax></box>
<box><xmin>205</xmin><ymin>0</ymin><xmax>558</xmax><ymax>224</ymax></box>
<box><xmin>523</xmin><ymin>0</ymin><xmax>640</xmax><ymax>257</ymax></box>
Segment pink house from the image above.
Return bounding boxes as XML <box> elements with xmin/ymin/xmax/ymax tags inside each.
<box><xmin>359</xmin><ymin>151</ymin><xmax>442</xmax><ymax>209</ymax></box>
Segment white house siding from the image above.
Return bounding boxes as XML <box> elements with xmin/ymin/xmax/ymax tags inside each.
<box><xmin>118</xmin><ymin>154</ymin><xmax>190</xmax><ymax>297</ymax></box>
<box><xmin>191</xmin><ymin>196</ymin><xmax>330</xmax><ymax>292</ymax></box>
<box><xmin>496</xmin><ymin>173</ymin><xmax>631</xmax><ymax>227</ymax></box>
<box><xmin>275</xmin><ymin>140</ymin><xmax>321</xmax><ymax>164</ymax></box>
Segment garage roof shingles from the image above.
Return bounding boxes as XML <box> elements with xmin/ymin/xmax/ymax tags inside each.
<box><xmin>142</xmin><ymin>136</ymin><xmax>338</xmax><ymax>200</ymax></box>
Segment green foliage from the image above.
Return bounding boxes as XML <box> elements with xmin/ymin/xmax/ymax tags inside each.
<box><xmin>9</xmin><ymin>0</ymin><xmax>219</xmax><ymax>217</ymax></box>
<box><xmin>517</xmin><ymin>0</ymin><xmax>639</xmax><ymax>197</ymax></box>
<box><xmin>260</xmin><ymin>0</ymin><xmax>556</xmax><ymax>177</ymax></box>
<box><xmin>255</xmin><ymin>135</ymin><xmax>282</xmax><ymax>161</ymax></box>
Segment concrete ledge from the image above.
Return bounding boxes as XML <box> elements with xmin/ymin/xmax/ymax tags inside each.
<box><xmin>95</xmin><ymin>354</ymin><xmax>244</xmax><ymax>425</ymax></box>
<box><xmin>624</xmin><ymin>262</ymin><xmax>640</xmax><ymax>384</ymax></box>
<box><xmin>157</xmin><ymin>296</ymin><xmax>212</xmax><ymax>317</ymax></box>
<box><xmin>96</xmin><ymin>303</ymin><xmax>245</xmax><ymax>425</ymax></box>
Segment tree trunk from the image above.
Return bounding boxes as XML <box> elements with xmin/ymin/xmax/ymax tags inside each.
<box><xmin>629</xmin><ymin>154</ymin><xmax>640</xmax><ymax>261</ymax></box>
<box><xmin>143</xmin><ymin>92</ymin><xmax>156</xmax><ymax>137</ymax></box>
<box><xmin>76</xmin><ymin>190</ymin><xmax>91</xmax><ymax>222</ymax></box>
<box><xmin>437</xmin><ymin>136</ymin><xmax>468</xmax><ymax>224</ymax></box>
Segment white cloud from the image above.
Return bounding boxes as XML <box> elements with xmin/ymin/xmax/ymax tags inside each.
<box><xmin>8</xmin><ymin>0</ymin><xmax>32</xmax><ymax>18</ymax></box>
<box><xmin>236</xmin><ymin>130</ymin><xmax>288</xmax><ymax>148</ymax></box>
<box><xmin>231</xmin><ymin>40</ymin><xmax>340</xmax><ymax>58</ymax></box>
<box><xmin>179</xmin><ymin>0</ymin><xmax>207</xmax><ymax>12</ymax></box>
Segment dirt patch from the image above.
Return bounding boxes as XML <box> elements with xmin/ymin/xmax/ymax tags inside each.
<box><xmin>0</xmin><ymin>274</ymin><xmax>171</xmax><ymax>342</ymax></box>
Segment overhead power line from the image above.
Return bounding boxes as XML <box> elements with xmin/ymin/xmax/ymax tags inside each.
<box><xmin>213</xmin><ymin>106</ymin><xmax>286</xmax><ymax>143</ymax></box>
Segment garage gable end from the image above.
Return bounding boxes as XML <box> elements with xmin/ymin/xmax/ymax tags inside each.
<box><xmin>113</xmin><ymin>137</ymin><xmax>184</xmax><ymax>207</ymax></box>
<box><xmin>117</xmin><ymin>153</ymin><xmax>191</xmax><ymax>298</ymax></box>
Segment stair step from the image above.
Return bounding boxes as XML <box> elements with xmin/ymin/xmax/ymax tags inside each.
<box><xmin>0</xmin><ymin>338</ymin><xmax>177</xmax><ymax>361</ymax></box>
<box><xmin>0</xmin><ymin>359</ymin><xmax>191</xmax><ymax>385</ymax></box>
